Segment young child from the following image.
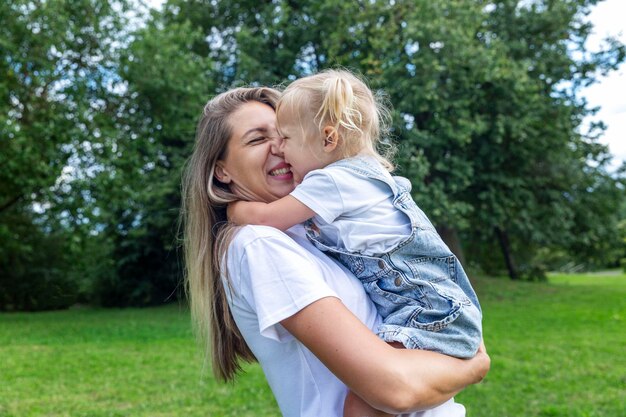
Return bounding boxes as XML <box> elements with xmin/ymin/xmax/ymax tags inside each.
<box><xmin>228</xmin><ymin>69</ymin><xmax>482</xmax><ymax>360</ymax></box>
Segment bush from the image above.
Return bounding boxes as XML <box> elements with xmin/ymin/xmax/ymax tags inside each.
<box><xmin>0</xmin><ymin>215</ymin><xmax>78</xmax><ymax>311</ymax></box>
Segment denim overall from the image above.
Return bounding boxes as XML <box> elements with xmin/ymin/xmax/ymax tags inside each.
<box><xmin>305</xmin><ymin>157</ymin><xmax>482</xmax><ymax>358</ymax></box>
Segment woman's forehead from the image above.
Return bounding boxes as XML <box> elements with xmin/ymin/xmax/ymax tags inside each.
<box><xmin>230</xmin><ymin>102</ymin><xmax>277</xmax><ymax>139</ymax></box>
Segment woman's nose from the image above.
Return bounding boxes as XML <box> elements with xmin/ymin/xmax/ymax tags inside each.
<box><xmin>270</xmin><ymin>135</ymin><xmax>284</xmax><ymax>155</ymax></box>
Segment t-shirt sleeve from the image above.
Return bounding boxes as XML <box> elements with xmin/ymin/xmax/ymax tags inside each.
<box><xmin>228</xmin><ymin>227</ymin><xmax>338</xmax><ymax>342</ymax></box>
<box><xmin>290</xmin><ymin>169</ymin><xmax>345</xmax><ymax>223</ymax></box>
<box><xmin>290</xmin><ymin>167</ymin><xmax>379</xmax><ymax>224</ymax></box>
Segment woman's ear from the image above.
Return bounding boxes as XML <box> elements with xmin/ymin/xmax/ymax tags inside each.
<box><xmin>214</xmin><ymin>161</ymin><xmax>231</xmax><ymax>184</ymax></box>
<box><xmin>322</xmin><ymin>126</ymin><xmax>339</xmax><ymax>153</ymax></box>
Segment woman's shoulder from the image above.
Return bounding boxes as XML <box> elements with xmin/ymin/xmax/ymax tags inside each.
<box><xmin>228</xmin><ymin>225</ymin><xmax>307</xmax><ymax>261</ymax></box>
<box><xmin>232</xmin><ymin>224</ymin><xmax>290</xmax><ymax>242</ymax></box>
<box><xmin>224</xmin><ymin>224</ymin><xmax>331</xmax><ymax>306</ymax></box>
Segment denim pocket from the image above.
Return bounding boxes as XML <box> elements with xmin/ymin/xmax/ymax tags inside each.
<box><xmin>404</xmin><ymin>255</ymin><xmax>455</xmax><ymax>283</ymax></box>
<box><xmin>364</xmin><ymin>278</ymin><xmax>422</xmax><ymax>323</ymax></box>
<box><xmin>408</xmin><ymin>298</ymin><xmax>462</xmax><ymax>331</ymax></box>
<box><xmin>404</xmin><ymin>256</ymin><xmax>471</xmax><ymax>308</ymax></box>
<box><xmin>367</xmin><ymin>279</ymin><xmax>420</xmax><ymax>306</ymax></box>
<box><xmin>408</xmin><ymin>280</ymin><xmax>465</xmax><ymax>331</ymax></box>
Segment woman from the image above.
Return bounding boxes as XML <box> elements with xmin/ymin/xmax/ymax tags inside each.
<box><xmin>181</xmin><ymin>86</ymin><xmax>489</xmax><ymax>417</ymax></box>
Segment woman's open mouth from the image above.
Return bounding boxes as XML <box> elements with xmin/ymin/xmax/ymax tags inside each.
<box><xmin>269</xmin><ymin>162</ymin><xmax>292</xmax><ymax>177</ymax></box>
<box><xmin>270</xmin><ymin>167</ymin><xmax>291</xmax><ymax>176</ymax></box>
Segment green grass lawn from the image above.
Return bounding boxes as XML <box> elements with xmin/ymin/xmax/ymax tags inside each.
<box><xmin>1</xmin><ymin>272</ymin><xmax>625</xmax><ymax>417</ymax></box>
<box><xmin>457</xmin><ymin>272</ymin><xmax>626</xmax><ymax>417</ymax></box>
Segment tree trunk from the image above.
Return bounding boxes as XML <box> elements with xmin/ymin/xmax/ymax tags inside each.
<box><xmin>495</xmin><ymin>226</ymin><xmax>519</xmax><ymax>280</ymax></box>
<box><xmin>0</xmin><ymin>194</ymin><xmax>22</xmax><ymax>213</ymax></box>
<box><xmin>437</xmin><ymin>225</ymin><xmax>466</xmax><ymax>266</ymax></box>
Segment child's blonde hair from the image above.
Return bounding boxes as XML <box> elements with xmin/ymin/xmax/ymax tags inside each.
<box><xmin>277</xmin><ymin>69</ymin><xmax>394</xmax><ymax>171</ymax></box>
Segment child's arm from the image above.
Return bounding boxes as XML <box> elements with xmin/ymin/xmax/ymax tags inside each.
<box><xmin>228</xmin><ymin>195</ymin><xmax>316</xmax><ymax>231</ymax></box>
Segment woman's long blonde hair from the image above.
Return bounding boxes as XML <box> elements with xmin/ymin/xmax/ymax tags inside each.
<box><xmin>181</xmin><ymin>87</ymin><xmax>281</xmax><ymax>381</ymax></box>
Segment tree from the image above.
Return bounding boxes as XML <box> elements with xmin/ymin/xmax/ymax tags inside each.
<box><xmin>286</xmin><ymin>0</ymin><xmax>626</xmax><ymax>278</ymax></box>
<box><xmin>127</xmin><ymin>0</ymin><xmax>625</xmax><ymax>281</ymax></box>
<box><xmin>0</xmin><ymin>0</ymin><xmax>129</xmax><ymax>309</ymax></box>
<box><xmin>80</xmin><ymin>16</ymin><xmax>217</xmax><ymax>306</ymax></box>
<box><xmin>459</xmin><ymin>0</ymin><xmax>625</xmax><ymax>278</ymax></box>
<box><xmin>5</xmin><ymin>0</ymin><xmax>622</xmax><ymax>311</ymax></box>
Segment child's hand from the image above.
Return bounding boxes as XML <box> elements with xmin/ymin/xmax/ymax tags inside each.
<box><xmin>227</xmin><ymin>201</ymin><xmax>246</xmax><ymax>225</ymax></box>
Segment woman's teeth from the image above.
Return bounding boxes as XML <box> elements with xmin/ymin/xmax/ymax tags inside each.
<box><xmin>270</xmin><ymin>167</ymin><xmax>291</xmax><ymax>176</ymax></box>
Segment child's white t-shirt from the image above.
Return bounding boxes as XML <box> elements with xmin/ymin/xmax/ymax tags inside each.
<box><xmin>290</xmin><ymin>159</ymin><xmax>412</xmax><ymax>255</ymax></box>
<box><xmin>223</xmin><ymin>224</ymin><xmax>465</xmax><ymax>417</ymax></box>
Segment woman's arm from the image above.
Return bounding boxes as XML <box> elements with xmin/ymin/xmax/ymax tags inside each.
<box><xmin>281</xmin><ymin>297</ymin><xmax>489</xmax><ymax>414</ymax></box>
<box><xmin>228</xmin><ymin>195</ymin><xmax>315</xmax><ymax>231</ymax></box>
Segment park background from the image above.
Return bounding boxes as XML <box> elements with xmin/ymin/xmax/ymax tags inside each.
<box><xmin>1</xmin><ymin>0</ymin><xmax>625</xmax><ymax>415</ymax></box>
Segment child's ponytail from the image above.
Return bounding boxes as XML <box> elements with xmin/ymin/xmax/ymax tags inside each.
<box><xmin>318</xmin><ymin>75</ymin><xmax>363</xmax><ymax>138</ymax></box>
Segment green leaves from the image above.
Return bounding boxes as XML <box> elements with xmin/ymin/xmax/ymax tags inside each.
<box><xmin>3</xmin><ymin>0</ymin><xmax>625</xmax><ymax>310</ymax></box>
<box><xmin>1</xmin><ymin>1</ymin><xmax>131</xmax><ymax>309</ymax></box>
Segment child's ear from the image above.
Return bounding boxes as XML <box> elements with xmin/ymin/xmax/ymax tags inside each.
<box><xmin>322</xmin><ymin>126</ymin><xmax>339</xmax><ymax>153</ymax></box>
<box><xmin>214</xmin><ymin>161</ymin><xmax>231</xmax><ymax>184</ymax></box>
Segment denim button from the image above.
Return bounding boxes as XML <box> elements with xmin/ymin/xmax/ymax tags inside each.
<box><xmin>378</xmin><ymin>260</ymin><xmax>385</xmax><ymax>269</ymax></box>
<box><xmin>394</xmin><ymin>276</ymin><xmax>402</xmax><ymax>286</ymax></box>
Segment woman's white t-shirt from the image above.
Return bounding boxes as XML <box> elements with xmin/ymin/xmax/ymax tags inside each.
<box><xmin>223</xmin><ymin>224</ymin><xmax>465</xmax><ymax>417</ymax></box>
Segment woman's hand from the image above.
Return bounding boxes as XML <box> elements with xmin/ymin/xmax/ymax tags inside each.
<box><xmin>472</xmin><ymin>341</ymin><xmax>490</xmax><ymax>383</ymax></box>
<box><xmin>281</xmin><ymin>297</ymin><xmax>490</xmax><ymax>414</ymax></box>
<box><xmin>342</xmin><ymin>342</ymin><xmax>489</xmax><ymax>417</ymax></box>
<box><xmin>344</xmin><ymin>390</ymin><xmax>395</xmax><ymax>417</ymax></box>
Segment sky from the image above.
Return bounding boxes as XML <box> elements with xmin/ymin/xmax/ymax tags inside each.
<box><xmin>145</xmin><ymin>0</ymin><xmax>624</xmax><ymax>168</ymax></box>
<box><xmin>582</xmin><ymin>0</ymin><xmax>626</xmax><ymax>170</ymax></box>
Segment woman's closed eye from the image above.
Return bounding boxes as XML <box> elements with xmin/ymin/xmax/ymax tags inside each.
<box><xmin>247</xmin><ymin>136</ymin><xmax>267</xmax><ymax>145</ymax></box>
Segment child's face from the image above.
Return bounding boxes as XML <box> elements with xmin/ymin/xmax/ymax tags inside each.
<box><xmin>276</xmin><ymin>108</ymin><xmax>331</xmax><ymax>184</ymax></box>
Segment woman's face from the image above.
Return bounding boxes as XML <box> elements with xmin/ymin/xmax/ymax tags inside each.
<box><xmin>216</xmin><ymin>101</ymin><xmax>295</xmax><ymax>203</ymax></box>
